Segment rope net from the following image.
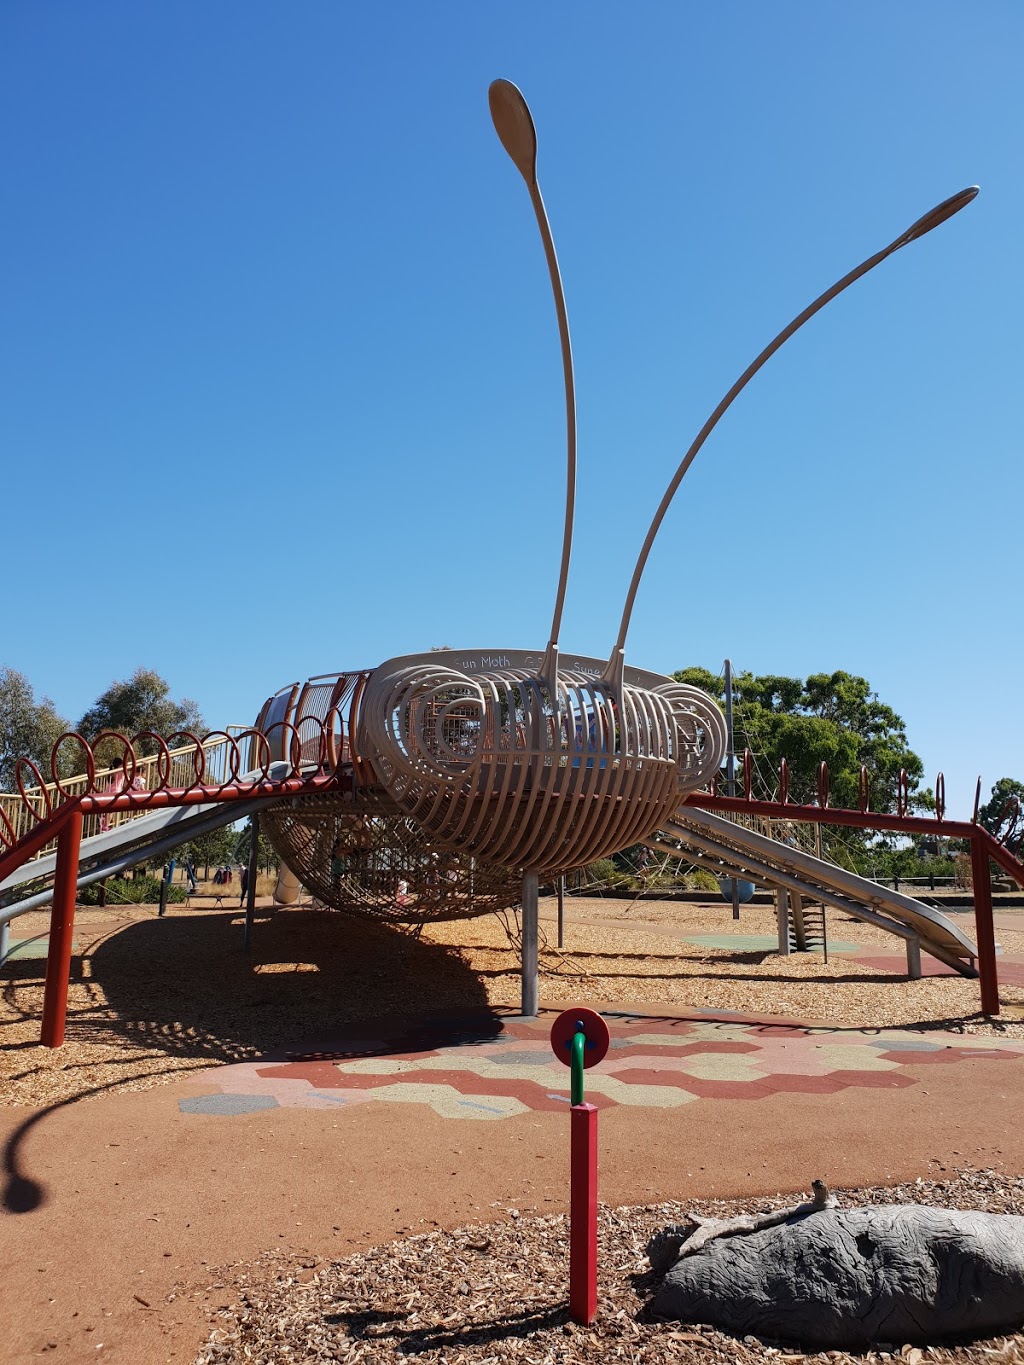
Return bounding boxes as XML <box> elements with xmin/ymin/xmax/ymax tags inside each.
<box><xmin>260</xmin><ymin>789</ymin><xmax>522</xmax><ymax>925</ymax></box>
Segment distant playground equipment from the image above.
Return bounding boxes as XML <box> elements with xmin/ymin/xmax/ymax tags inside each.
<box><xmin>1</xmin><ymin>81</ymin><xmax>1022</xmax><ymax>1043</ymax></box>
<box><xmin>719</xmin><ymin>877</ymin><xmax>756</xmax><ymax>905</ymax></box>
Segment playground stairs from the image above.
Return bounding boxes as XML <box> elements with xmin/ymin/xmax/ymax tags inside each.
<box><xmin>784</xmin><ymin>895</ymin><xmax>828</xmax><ymax>955</ymax></box>
<box><xmin>646</xmin><ymin>805</ymin><xmax>981</xmax><ymax>980</ymax></box>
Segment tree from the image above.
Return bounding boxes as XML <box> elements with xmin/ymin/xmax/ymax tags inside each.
<box><xmin>978</xmin><ymin>777</ymin><xmax>1024</xmax><ymax>850</ymax></box>
<box><xmin>673</xmin><ymin>666</ymin><xmax>928</xmax><ymax>870</ymax></box>
<box><xmin>0</xmin><ymin>667</ymin><xmax>70</xmax><ymax>791</ymax></box>
<box><xmin>77</xmin><ymin>669</ymin><xmax>205</xmax><ymax>762</ymax></box>
<box><xmin>674</xmin><ymin>667</ymin><xmax>924</xmax><ymax>810</ymax></box>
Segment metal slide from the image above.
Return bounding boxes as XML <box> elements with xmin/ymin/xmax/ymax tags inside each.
<box><xmin>0</xmin><ymin>796</ymin><xmax>266</xmax><ymax>927</ymax></box>
<box><xmin>644</xmin><ymin>805</ymin><xmax>980</xmax><ymax>979</ymax></box>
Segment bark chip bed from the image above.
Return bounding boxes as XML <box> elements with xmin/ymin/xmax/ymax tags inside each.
<box><xmin>194</xmin><ymin>1170</ymin><xmax>1024</xmax><ymax>1365</ymax></box>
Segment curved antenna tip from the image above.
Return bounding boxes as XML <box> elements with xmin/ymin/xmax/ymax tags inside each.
<box><xmin>897</xmin><ymin>185</ymin><xmax>979</xmax><ymax>247</ymax></box>
<box><xmin>489</xmin><ymin>78</ymin><xmax>538</xmax><ymax>188</ymax></box>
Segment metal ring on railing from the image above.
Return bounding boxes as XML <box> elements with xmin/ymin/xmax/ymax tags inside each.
<box><xmin>817</xmin><ymin>761</ymin><xmax>830</xmax><ymax>810</ymax></box>
<box><xmin>89</xmin><ymin>732</ymin><xmax>138</xmax><ymax>794</ymax></box>
<box><xmin>779</xmin><ymin>757</ymin><xmax>789</xmax><ymax>805</ymax></box>
<box><xmin>263</xmin><ymin>720</ymin><xmax>304</xmax><ymax>779</ymax></box>
<box><xmin>859</xmin><ymin>765</ymin><xmax>870</xmax><ymax>814</ymax></box>
<box><xmin>743</xmin><ymin>749</ymin><xmax>752</xmax><ymax>802</ymax></box>
<box><xmin>130</xmin><ymin>732</ymin><xmax>173</xmax><ymax>790</ymax></box>
<box><xmin>0</xmin><ymin>804</ymin><xmax>19</xmax><ymax>851</ymax></box>
<box><xmin>897</xmin><ymin>768</ymin><xmax>910</xmax><ymax>817</ymax></box>
<box><xmin>295</xmin><ymin>714</ymin><xmax>329</xmax><ymax>772</ymax></box>
<box><xmin>935</xmin><ymin>772</ymin><xmax>946</xmax><ymax>823</ymax></box>
<box><xmin>192</xmin><ymin>730</ymin><xmax>242</xmax><ymax>791</ymax></box>
<box><xmin>0</xmin><ymin>723</ymin><xmax>347</xmax><ymax>864</ymax></box>
<box><xmin>164</xmin><ymin>732</ymin><xmax>206</xmax><ymax>789</ymax></box>
<box><xmin>232</xmin><ymin>728</ymin><xmax>273</xmax><ymax>783</ymax></box>
<box><xmin>51</xmin><ymin>732</ymin><xmax>95</xmax><ymax>799</ymax></box>
<box><xmin>15</xmin><ymin>757</ymin><xmax>52</xmax><ymax>821</ymax></box>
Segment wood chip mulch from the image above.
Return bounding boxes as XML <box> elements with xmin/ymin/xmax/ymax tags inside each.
<box><xmin>193</xmin><ymin>1169</ymin><xmax>1024</xmax><ymax>1365</ymax></box>
<box><xmin>3</xmin><ymin>898</ymin><xmax>1023</xmax><ymax>1110</ymax></box>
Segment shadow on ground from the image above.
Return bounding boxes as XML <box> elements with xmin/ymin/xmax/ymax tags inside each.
<box><xmin>1</xmin><ymin>907</ymin><xmax>504</xmax><ymax>1212</ymax></box>
<box><xmin>81</xmin><ymin>907</ymin><xmax>502</xmax><ymax>1062</ymax></box>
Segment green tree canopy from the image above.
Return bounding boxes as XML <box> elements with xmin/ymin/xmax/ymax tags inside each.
<box><xmin>673</xmin><ymin>666</ymin><xmax>926</xmax><ymax>815</ymax></box>
<box><xmin>77</xmin><ymin>668</ymin><xmax>205</xmax><ymax>762</ymax></box>
<box><xmin>978</xmin><ymin>777</ymin><xmax>1024</xmax><ymax>849</ymax></box>
<box><xmin>0</xmin><ymin>667</ymin><xmax>71</xmax><ymax>791</ymax></box>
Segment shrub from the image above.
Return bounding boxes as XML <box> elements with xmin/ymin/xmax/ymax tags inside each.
<box><xmin>79</xmin><ymin>875</ymin><xmax>187</xmax><ymax>906</ymax></box>
<box><xmin>584</xmin><ymin>858</ymin><xmax>634</xmax><ymax>889</ymax></box>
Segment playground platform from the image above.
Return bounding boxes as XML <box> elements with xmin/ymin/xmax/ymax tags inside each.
<box><xmin>3</xmin><ymin>994</ymin><xmax>1024</xmax><ymax>1363</ymax></box>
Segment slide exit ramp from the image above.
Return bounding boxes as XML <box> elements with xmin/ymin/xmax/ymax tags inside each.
<box><xmin>644</xmin><ymin>805</ymin><xmax>980</xmax><ymax>979</ymax></box>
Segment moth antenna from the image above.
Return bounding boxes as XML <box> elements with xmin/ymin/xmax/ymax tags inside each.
<box><xmin>489</xmin><ymin>79</ymin><xmax>576</xmax><ymax>695</ymax></box>
<box><xmin>602</xmin><ymin>185</ymin><xmax>979</xmax><ymax>689</ymax></box>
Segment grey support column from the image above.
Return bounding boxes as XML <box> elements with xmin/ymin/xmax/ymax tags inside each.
<box><xmin>906</xmin><ymin>935</ymin><xmax>922</xmax><ymax>980</ymax></box>
<box><xmin>556</xmin><ymin>875</ymin><xmax>565</xmax><ymax>950</ymax></box>
<box><xmin>724</xmin><ymin>658</ymin><xmax>740</xmax><ymax>921</ymax></box>
<box><xmin>521</xmin><ymin>870</ymin><xmax>539</xmax><ymax>1016</ymax></box>
<box><xmin>243</xmin><ymin>814</ymin><xmax>260</xmax><ymax>953</ymax></box>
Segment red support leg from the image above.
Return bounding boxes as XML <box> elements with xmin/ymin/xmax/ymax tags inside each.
<box><xmin>569</xmin><ymin>1102</ymin><xmax>598</xmax><ymax>1324</ymax></box>
<box><xmin>41</xmin><ymin>808</ymin><xmax>83</xmax><ymax>1047</ymax></box>
<box><xmin>971</xmin><ymin>832</ymin><xmax>999</xmax><ymax>1017</ymax></box>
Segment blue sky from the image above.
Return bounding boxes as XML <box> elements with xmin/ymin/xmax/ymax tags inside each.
<box><xmin>2</xmin><ymin>3</ymin><xmax>1020</xmax><ymax>817</ymax></box>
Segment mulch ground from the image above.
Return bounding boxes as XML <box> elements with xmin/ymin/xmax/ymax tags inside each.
<box><xmin>3</xmin><ymin>897</ymin><xmax>1023</xmax><ymax>1109</ymax></box>
<box><xmin>194</xmin><ymin>1168</ymin><xmax>1024</xmax><ymax>1365</ymax></box>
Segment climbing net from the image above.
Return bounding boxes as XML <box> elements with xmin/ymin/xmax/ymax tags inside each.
<box><xmin>260</xmin><ymin>788</ymin><xmax>522</xmax><ymax>925</ymax></box>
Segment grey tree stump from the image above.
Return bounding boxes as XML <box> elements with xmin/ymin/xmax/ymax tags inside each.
<box><xmin>650</xmin><ymin>1203</ymin><xmax>1024</xmax><ymax>1348</ymax></box>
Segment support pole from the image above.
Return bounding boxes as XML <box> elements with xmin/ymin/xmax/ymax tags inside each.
<box><xmin>570</xmin><ymin>1102</ymin><xmax>598</xmax><ymax>1324</ymax></box>
<box><xmin>557</xmin><ymin>875</ymin><xmax>565</xmax><ymax>950</ymax></box>
<box><xmin>41</xmin><ymin>808</ymin><xmax>83</xmax><ymax>1048</ymax></box>
<box><xmin>724</xmin><ymin>658</ymin><xmax>740</xmax><ymax>920</ymax></box>
<box><xmin>790</xmin><ymin>892</ymin><xmax>808</xmax><ymax>951</ymax></box>
<box><xmin>0</xmin><ymin>920</ymin><xmax>9</xmax><ymax>966</ymax></box>
<box><xmin>521</xmin><ymin>870</ymin><xmax>539</xmax><ymax>1016</ymax></box>
<box><xmin>243</xmin><ymin>814</ymin><xmax>260</xmax><ymax>953</ymax></box>
<box><xmin>971</xmin><ymin>834</ymin><xmax>1000</xmax><ymax>1015</ymax></box>
<box><xmin>905</xmin><ymin>935</ymin><xmax>922</xmax><ymax>981</ymax></box>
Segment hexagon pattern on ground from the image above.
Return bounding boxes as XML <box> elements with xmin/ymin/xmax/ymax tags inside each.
<box><xmin>178</xmin><ymin>1012</ymin><xmax>1024</xmax><ymax>1120</ymax></box>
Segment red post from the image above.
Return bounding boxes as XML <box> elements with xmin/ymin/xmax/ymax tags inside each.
<box><xmin>41</xmin><ymin>807</ymin><xmax>83</xmax><ymax>1047</ymax></box>
<box><xmin>971</xmin><ymin>832</ymin><xmax>999</xmax><ymax>1017</ymax></box>
<box><xmin>569</xmin><ymin>1102</ymin><xmax>598</xmax><ymax>1324</ymax></box>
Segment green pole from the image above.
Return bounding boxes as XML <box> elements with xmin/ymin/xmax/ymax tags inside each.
<box><xmin>571</xmin><ymin>1029</ymin><xmax>586</xmax><ymax>1105</ymax></box>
